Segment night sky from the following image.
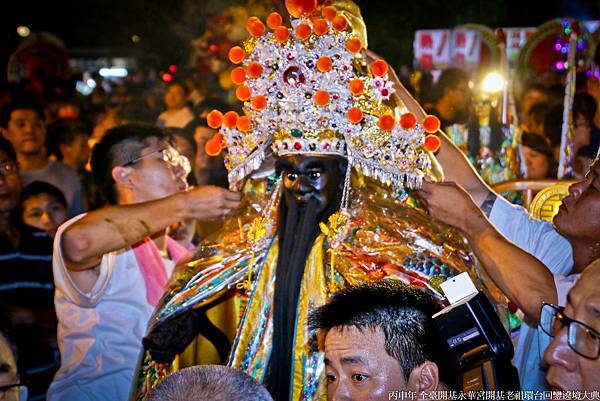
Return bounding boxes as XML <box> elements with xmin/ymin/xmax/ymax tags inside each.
<box><xmin>2</xmin><ymin>0</ymin><xmax>599</xmax><ymax>74</ymax></box>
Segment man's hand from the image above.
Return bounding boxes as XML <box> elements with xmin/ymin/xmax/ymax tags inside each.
<box><xmin>417</xmin><ymin>180</ymin><xmax>558</xmax><ymax>322</ymax></box>
<box><xmin>62</xmin><ymin>186</ymin><xmax>242</xmax><ymax>273</ymax></box>
<box><xmin>363</xmin><ymin>51</ymin><xmax>495</xmax><ymax>206</ymax></box>
<box><xmin>415</xmin><ymin>181</ymin><xmax>486</xmax><ymax>235</ymax></box>
<box><xmin>182</xmin><ymin>186</ymin><xmax>242</xmax><ymax>221</ymax></box>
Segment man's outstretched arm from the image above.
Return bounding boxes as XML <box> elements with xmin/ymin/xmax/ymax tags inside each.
<box><xmin>417</xmin><ymin>181</ymin><xmax>556</xmax><ymax>324</ymax></box>
<box><xmin>61</xmin><ymin>186</ymin><xmax>241</xmax><ymax>271</ymax></box>
<box><xmin>366</xmin><ymin>49</ymin><xmax>495</xmax><ymax>206</ymax></box>
<box><xmin>390</xmin><ymin>75</ymin><xmax>494</xmax><ymax>206</ymax></box>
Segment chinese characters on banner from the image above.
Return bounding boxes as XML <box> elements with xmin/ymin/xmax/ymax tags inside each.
<box><xmin>503</xmin><ymin>27</ymin><xmax>536</xmax><ymax>66</ymax></box>
<box><xmin>414</xmin><ymin>30</ymin><xmax>451</xmax><ymax>70</ymax></box>
<box><xmin>414</xmin><ymin>28</ymin><xmax>535</xmax><ymax>70</ymax></box>
<box><xmin>452</xmin><ymin>29</ymin><xmax>482</xmax><ymax>69</ymax></box>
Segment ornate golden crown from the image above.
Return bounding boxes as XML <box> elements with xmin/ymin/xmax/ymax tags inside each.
<box><xmin>205</xmin><ymin>0</ymin><xmax>441</xmax><ymax>189</ymax></box>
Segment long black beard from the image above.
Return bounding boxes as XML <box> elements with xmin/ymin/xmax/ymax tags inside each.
<box><xmin>266</xmin><ymin>192</ymin><xmax>342</xmax><ymax>400</ymax></box>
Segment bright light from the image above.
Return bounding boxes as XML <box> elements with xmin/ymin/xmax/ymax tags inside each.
<box><xmin>481</xmin><ymin>72</ymin><xmax>506</xmax><ymax>94</ymax></box>
<box><xmin>162</xmin><ymin>73</ymin><xmax>173</xmax><ymax>83</ymax></box>
<box><xmin>17</xmin><ymin>26</ymin><xmax>30</xmax><ymax>37</ymax></box>
<box><xmin>76</xmin><ymin>78</ymin><xmax>98</xmax><ymax>96</ymax></box>
<box><xmin>76</xmin><ymin>81</ymin><xmax>93</xmax><ymax>96</ymax></box>
<box><xmin>131</xmin><ymin>35</ymin><xmax>141</xmax><ymax>44</ymax></box>
<box><xmin>99</xmin><ymin>67</ymin><xmax>128</xmax><ymax>78</ymax></box>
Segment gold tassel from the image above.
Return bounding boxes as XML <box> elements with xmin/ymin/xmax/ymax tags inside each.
<box><xmin>328</xmin><ymin>249</ymin><xmax>337</xmax><ymax>293</ymax></box>
<box><xmin>236</xmin><ymin>217</ymin><xmax>266</xmax><ymax>291</ymax></box>
<box><xmin>236</xmin><ymin>254</ymin><xmax>255</xmax><ymax>291</ymax></box>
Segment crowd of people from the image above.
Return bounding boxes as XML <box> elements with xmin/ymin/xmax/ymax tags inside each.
<box><xmin>0</xmin><ymin>78</ymin><xmax>242</xmax><ymax>400</ymax></box>
<box><xmin>1</xmin><ymin>4</ymin><xmax>600</xmax><ymax>401</ymax></box>
<box><xmin>418</xmin><ymin>67</ymin><xmax>600</xmax><ymax>184</ymax></box>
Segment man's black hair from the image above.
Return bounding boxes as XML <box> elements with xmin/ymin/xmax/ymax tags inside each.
<box><xmin>573</xmin><ymin>93</ymin><xmax>597</xmax><ymax>124</ymax></box>
<box><xmin>432</xmin><ymin>68</ymin><xmax>469</xmax><ymax>102</ymax></box>
<box><xmin>576</xmin><ymin>145</ymin><xmax>599</xmax><ymax>159</ymax></box>
<box><xmin>90</xmin><ymin>123</ymin><xmax>168</xmax><ymax>205</ymax></box>
<box><xmin>547</xmin><ymin>84</ymin><xmax>566</xmax><ymax>107</ymax></box>
<box><xmin>0</xmin><ymin>136</ymin><xmax>17</xmax><ymax>161</ymax></box>
<box><xmin>575</xmin><ymin>71</ymin><xmax>589</xmax><ymax>92</ymax></box>
<box><xmin>312</xmin><ymin>281</ymin><xmax>457</xmax><ymax>388</ymax></box>
<box><xmin>527</xmin><ymin>102</ymin><xmax>550</xmax><ymax>126</ymax></box>
<box><xmin>166</xmin><ymin>80</ymin><xmax>189</xmax><ymax>96</ymax></box>
<box><xmin>46</xmin><ymin>122</ymin><xmax>88</xmax><ymax>160</ymax></box>
<box><xmin>20</xmin><ymin>181</ymin><xmax>68</xmax><ymax>208</ymax></box>
<box><xmin>0</xmin><ymin>100</ymin><xmax>45</xmax><ymax>128</ymax></box>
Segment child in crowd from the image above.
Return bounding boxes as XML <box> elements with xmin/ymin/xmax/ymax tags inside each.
<box><xmin>20</xmin><ymin>181</ymin><xmax>68</xmax><ymax>238</ymax></box>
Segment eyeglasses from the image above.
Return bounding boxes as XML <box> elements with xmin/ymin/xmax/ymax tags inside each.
<box><xmin>0</xmin><ymin>162</ymin><xmax>19</xmax><ymax>176</ymax></box>
<box><xmin>122</xmin><ymin>147</ymin><xmax>191</xmax><ymax>175</ymax></box>
<box><xmin>540</xmin><ymin>303</ymin><xmax>600</xmax><ymax>359</ymax></box>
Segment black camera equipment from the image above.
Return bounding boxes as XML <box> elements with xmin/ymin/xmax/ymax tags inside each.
<box><xmin>433</xmin><ymin>291</ymin><xmax>521</xmax><ymax>391</ymax></box>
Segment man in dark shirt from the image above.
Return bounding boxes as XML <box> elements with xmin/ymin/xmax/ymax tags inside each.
<box><xmin>424</xmin><ymin>68</ymin><xmax>472</xmax><ymax>130</ymax></box>
<box><xmin>0</xmin><ymin>136</ymin><xmax>57</xmax><ymax>400</ymax></box>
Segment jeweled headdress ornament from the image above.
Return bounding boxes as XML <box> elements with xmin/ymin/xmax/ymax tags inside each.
<box><xmin>205</xmin><ymin>0</ymin><xmax>442</xmax><ymax>190</ymax></box>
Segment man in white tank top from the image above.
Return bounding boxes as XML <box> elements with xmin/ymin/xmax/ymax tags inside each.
<box><xmin>47</xmin><ymin>124</ymin><xmax>241</xmax><ymax>401</ymax></box>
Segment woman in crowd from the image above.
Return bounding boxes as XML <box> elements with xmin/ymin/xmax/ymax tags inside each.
<box><xmin>545</xmin><ymin>94</ymin><xmax>600</xmax><ymax>176</ymax></box>
<box><xmin>521</xmin><ymin>132</ymin><xmax>556</xmax><ymax>180</ymax></box>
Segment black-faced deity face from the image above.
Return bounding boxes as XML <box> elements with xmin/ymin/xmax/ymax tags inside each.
<box><xmin>277</xmin><ymin>155</ymin><xmax>345</xmax><ymax>217</ymax></box>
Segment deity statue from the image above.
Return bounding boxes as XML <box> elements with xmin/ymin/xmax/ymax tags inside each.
<box><xmin>133</xmin><ymin>2</ymin><xmax>505</xmax><ymax>400</ymax></box>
